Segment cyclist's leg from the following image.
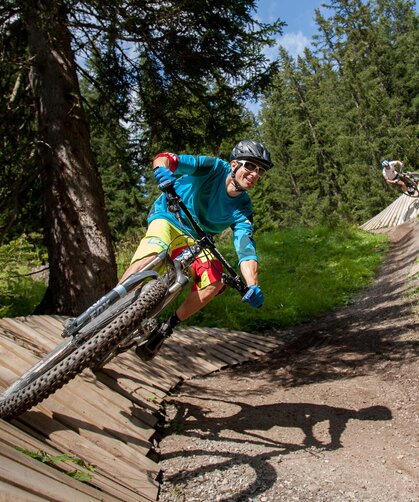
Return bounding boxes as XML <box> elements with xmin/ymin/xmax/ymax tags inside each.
<box><xmin>119</xmin><ymin>219</ymin><xmax>176</xmax><ymax>283</ymax></box>
<box><xmin>393</xmin><ymin>176</ymin><xmax>408</xmax><ymax>193</ymax></box>
<box><xmin>136</xmin><ymin>250</ymin><xmax>225</xmax><ymax>360</ymax></box>
<box><xmin>176</xmin><ymin>252</ymin><xmax>225</xmax><ymax>321</ymax></box>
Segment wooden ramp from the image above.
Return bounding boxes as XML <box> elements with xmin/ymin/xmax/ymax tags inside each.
<box><xmin>360</xmin><ymin>193</ymin><xmax>419</xmax><ymax>231</ymax></box>
<box><xmin>0</xmin><ymin>316</ymin><xmax>280</xmax><ymax>501</ymax></box>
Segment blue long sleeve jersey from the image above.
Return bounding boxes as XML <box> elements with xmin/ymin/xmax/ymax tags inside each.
<box><xmin>148</xmin><ymin>154</ymin><xmax>258</xmax><ymax>265</ymax></box>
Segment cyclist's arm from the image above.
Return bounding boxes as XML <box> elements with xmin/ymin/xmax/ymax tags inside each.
<box><xmin>231</xmin><ymin>217</ymin><xmax>258</xmax><ymax>272</ymax></box>
<box><xmin>152</xmin><ymin>152</ymin><xmax>178</xmax><ymax>170</ymax></box>
<box><xmin>240</xmin><ymin>259</ymin><xmax>259</xmax><ymax>287</ymax></box>
<box><xmin>389</xmin><ymin>160</ymin><xmax>404</xmax><ymax>171</ymax></box>
<box><xmin>152</xmin><ymin>153</ymin><xmax>217</xmax><ymax>175</ymax></box>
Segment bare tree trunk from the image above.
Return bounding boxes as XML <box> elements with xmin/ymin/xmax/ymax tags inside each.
<box><xmin>22</xmin><ymin>1</ymin><xmax>117</xmax><ymax>315</ymax></box>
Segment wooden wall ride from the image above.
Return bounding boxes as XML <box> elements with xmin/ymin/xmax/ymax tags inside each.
<box><xmin>0</xmin><ymin>316</ymin><xmax>280</xmax><ymax>501</ymax></box>
<box><xmin>360</xmin><ymin>193</ymin><xmax>419</xmax><ymax>231</ymax></box>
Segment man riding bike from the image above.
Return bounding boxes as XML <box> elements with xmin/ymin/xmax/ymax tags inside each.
<box><xmin>119</xmin><ymin>140</ymin><xmax>273</xmax><ymax>361</ymax></box>
<box><xmin>381</xmin><ymin>159</ymin><xmax>414</xmax><ymax>194</ymax></box>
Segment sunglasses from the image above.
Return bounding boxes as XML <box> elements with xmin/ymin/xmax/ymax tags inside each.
<box><xmin>237</xmin><ymin>160</ymin><xmax>267</xmax><ymax>176</ymax></box>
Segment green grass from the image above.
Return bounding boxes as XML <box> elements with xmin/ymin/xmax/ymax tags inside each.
<box><xmin>177</xmin><ymin>225</ymin><xmax>389</xmax><ymax>332</ymax></box>
<box><xmin>1</xmin><ymin>226</ymin><xmax>389</xmax><ymax>332</ymax></box>
<box><xmin>0</xmin><ymin>234</ymin><xmax>47</xmax><ymax>318</ymax></box>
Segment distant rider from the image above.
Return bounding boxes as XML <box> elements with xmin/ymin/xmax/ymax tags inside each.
<box><xmin>381</xmin><ymin>159</ymin><xmax>413</xmax><ymax>194</ymax></box>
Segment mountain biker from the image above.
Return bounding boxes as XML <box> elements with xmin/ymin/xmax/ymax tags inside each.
<box><xmin>119</xmin><ymin>140</ymin><xmax>273</xmax><ymax>361</ymax></box>
<box><xmin>381</xmin><ymin>159</ymin><xmax>412</xmax><ymax>194</ymax></box>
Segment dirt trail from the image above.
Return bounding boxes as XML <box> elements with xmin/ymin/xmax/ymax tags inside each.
<box><xmin>157</xmin><ymin>221</ymin><xmax>419</xmax><ymax>502</ymax></box>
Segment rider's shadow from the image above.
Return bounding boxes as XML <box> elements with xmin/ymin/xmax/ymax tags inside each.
<box><xmin>171</xmin><ymin>399</ymin><xmax>392</xmax><ymax>451</ymax></box>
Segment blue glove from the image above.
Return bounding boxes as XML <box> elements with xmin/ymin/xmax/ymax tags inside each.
<box><xmin>153</xmin><ymin>167</ymin><xmax>176</xmax><ymax>192</ymax></box>
<box><xmin>242</xmin><ymin>285</ymin><xmax>264</xmax><ymax>308</ymax></box>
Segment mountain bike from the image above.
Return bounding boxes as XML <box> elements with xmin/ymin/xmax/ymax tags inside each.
<box><xmin>399</xmin><ymin>169</ymin><xmax>419</xmax><ymax>197</ymax></box>
<box><xmin>0</xmin><ymin>187</ymin><xmax>248</xmax><ymax>419</ymax></box>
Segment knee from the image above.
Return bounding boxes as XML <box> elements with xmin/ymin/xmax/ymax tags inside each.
<box><xmin>201</xmin><ymin>281</ymin><xmax>224</xmax><ymax>300</ymax></box>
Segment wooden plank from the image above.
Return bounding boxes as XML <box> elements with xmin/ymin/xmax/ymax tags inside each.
<box><xmin>23</xmin><ymin>317</ymin><xmax>62</xmax><ymax>344</ymax></box>
<box><xmin>156</xmin><ymin>345</ymin><xmax>211</xmax><ymax>379</ymax></box>
<box><xmin>91</xmin><ymin>371</ymin><xmax>159</xmax><ymax>426</ymax></box>
<box><xmin>31</xmin><ymin>315</ymin><xmax>64</xmax><ymax>334</ymax></box>
<box><xmin>0</xmin><ymin>420</ymin><xmax>146</xmax><ymax>501</ymax></box>
<box><xmin>80</xmin><ymin>370</ymin><xmax>159</xmax><ymax>428</ymax></box>
<box><xmin>16</xmin><ymin>412</ymin><xmax>159</xmax><ymax>502</ymax></box>
<box><xmin>101</xmin><ymin>358</ymin><xmax>172</xmax><ymax>398</ymax></box>
<box><xmin>0</xmin><ymin>325</ymin><xmax>45</xmax><ymax>362</ymax></box>
<box><xmin>0</xmin><ymin>442</ymin><xmax>113</xmax><ymax>502</ymax></box>
<box><xmin>43</xmin><ymin>373</ymin><xmax>157</xmax><ymax>450</ymax></box>
<box><xmin>168</xmin><ymin>332</ymin><xmax>240</xmax><ymax>372</ymax></box>
<box><xmin>0</xmin><ymin>340</ymin><xmax>160</xmax><ymax>499</ymax></box>
<box><xmin>104</xmin><ymin>356</ymin><xmax>179</xmax><ymax>395</ymax></box>
<box><xmin>0</xmin><ymin>480</ymin><xmax>46</xmax><ymax>502</ymax></box>
<box><xmin>47</xmin><ymin>315</ymin><xmax>68</xmax><ymax>329</ymax></box>
<box><xmin>1</xmin><ymin>421</ymin><xmax>96</xmax><ymax>482</ymax></box>
<box><xmin>182</xmin><ymin>329</ymin><xmax>263</xmax><ymax>358</ymax></box>
<box><xmin>0</xmin><ymin>314</ymin><xmax>277</xmax><ymax>502</ymax></box>
<box><xmin>213</xmin><ymin>329</ymin><xmax>280</xmax><ymax>350</ymax></box>
<box><xmin>20</xmin><ymin>373</ymin><xmax>159</xmax><ymax>471</ymax></box>
<box><xmin>171</xmin><ymin>330</ymin><xmax>250</xmax><ymax>365</ymax></box>
<box><xmin>0</xmin><ymin>318</ymin><xmax>49</xmax><ymax>348</ymax></box>
<box><xmin>206</xmin><ymin>330</ymin><xmax>278</xmax><ymax>355</ymax></box>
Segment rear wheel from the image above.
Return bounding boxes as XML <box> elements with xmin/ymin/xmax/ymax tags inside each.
<box><xmin>0</xmin><ymin>280</ymin><xmax>167</xmax><ymax>420</ymax></box>
<box><xmin>401</xmin><ymin>173</ymin><xmax>419</xmax><ymax>197</ymax></box>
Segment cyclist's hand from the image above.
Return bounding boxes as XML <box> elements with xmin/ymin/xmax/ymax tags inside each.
<box><xmin>154</xmin><ymin>167</ymin><xmax>176</xmax><ymax>192</ymax></box>
<box><xmin>242</xmin><ymin>285</ymin><xmax>264</xmax><ymax>308</ymax></box>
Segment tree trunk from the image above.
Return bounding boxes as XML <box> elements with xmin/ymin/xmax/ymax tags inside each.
<box><xmin>22</xmin><ymin>1</ymin><xmax>117</xmax><ymax>315</ymax></box>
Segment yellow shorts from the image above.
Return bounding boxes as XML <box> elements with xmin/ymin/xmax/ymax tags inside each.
<box><xmin>131</xmin><ymin>219</ymin><xmax>224</xmax><ymax>292</ymax></box>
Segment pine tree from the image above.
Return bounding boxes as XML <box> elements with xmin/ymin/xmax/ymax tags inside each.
<box><xmin>1</xmin><ymin>0</ymin><xmax>283</xmax><ymax>314</ymax></box>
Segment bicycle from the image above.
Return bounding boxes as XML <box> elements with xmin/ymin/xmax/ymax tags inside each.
<box><xmin>399</xmin><ymin>169</ymin><xmax>419</xmax><ymax>197</ymax></box>
<box><xmin>0</xmin><ymin>187</ymin><xmax>249</xmax><ymax>419</ymax></box>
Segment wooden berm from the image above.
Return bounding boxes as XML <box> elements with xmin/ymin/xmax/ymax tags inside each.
<box><xmin>0</xmin><ymin>315</ymin><xmax>280</xmax><ymax>501</ymax></box>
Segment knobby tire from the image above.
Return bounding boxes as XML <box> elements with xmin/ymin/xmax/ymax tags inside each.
<box><xmin>0</xmin><ymin>280</ymin><xmax>167</xmax><ymax>420</ymax></box>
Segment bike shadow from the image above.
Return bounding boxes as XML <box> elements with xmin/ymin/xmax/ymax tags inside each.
<box><xmin>161</xmin><ymin>398</ymin><xmax>392</xmax><ymax>501</ymax></box>
<box><xmin>165</xmin><ymin>397</ymin><xmax>392</xmax><ymax>451</ymax></box>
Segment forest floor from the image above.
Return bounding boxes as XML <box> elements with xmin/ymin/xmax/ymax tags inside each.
<box><xmin>156</xmin><ymin>220</ymin><xmax>419</xmax><ymax>502</ymax></box>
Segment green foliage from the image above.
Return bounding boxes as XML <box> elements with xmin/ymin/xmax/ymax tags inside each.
<box><xmin>75</xmin><ymin>1</ymin><xmax>284</xmax><ymax>241</ymax></box>
<box><xmin>0</xmin><ymin>235</ymin><xmax>47</xmax><ymax>318</ymax></box>
<box><xmin>177</xmin><ymin>225</ymin><xmax>389</xmax><ymax>332</ymax></box>
<box><xmin>16</xmin><ymin>447</ymin><xmax>95</xmax><ymax>483</ymax></box>
<box><xmin>258</xmin><ymin>0</ymin><xmax>419</xmax><ymax>229</ymax></box>
<box><xmin>0</xmin><ymin>16</ymin><xmax>42</xmax><ymax>243</ymax></box>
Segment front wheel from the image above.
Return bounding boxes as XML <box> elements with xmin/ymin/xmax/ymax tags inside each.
<box><xmin>0</xmin><ymin>280</ymin><xmax>167</xmax><ymax>420</ymax></box>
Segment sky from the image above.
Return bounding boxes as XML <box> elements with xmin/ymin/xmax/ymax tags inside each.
<box><xmin>255</xmin><ymin>0</ymin><xmax>419</xmax><ymax>59</ymax></box>
<box><xmin>248</xmin><ymin>0</ymin><xmax>418</xmax><ymax>112</ymax></box>
<box><xmin>255</xmin><ymin>0</ymin><xmax>324</xmax><ymax>60</ymax></box>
